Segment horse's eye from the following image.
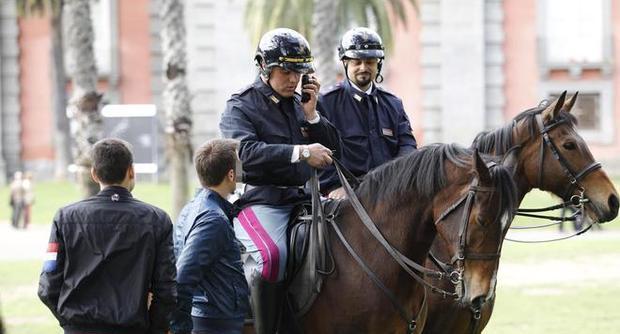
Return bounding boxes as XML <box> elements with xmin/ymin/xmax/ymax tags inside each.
<box><xmin>563</xmin><ymin>142</ymin><xmax>577</xmax><ymax>150</ymax></box>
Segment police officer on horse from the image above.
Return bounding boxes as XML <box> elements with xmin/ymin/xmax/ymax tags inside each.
<box><xmin>318</xmin><ymin>27</ymin><xmax>417</xmax><ymax>198</ymax></box>
<box><xmin>219</xmin><ymin>28</ymin><xmax>341</xmax><ymax>334</ymax></box>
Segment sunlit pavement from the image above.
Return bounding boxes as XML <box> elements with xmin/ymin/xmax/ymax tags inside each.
<box><xmin>0</xmin><ymin>222</ymin><xmax>50</xmax><ymax>261</ymax></box>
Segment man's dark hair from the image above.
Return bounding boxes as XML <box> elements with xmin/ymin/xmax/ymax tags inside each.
<box><xmin>91</xmin><ymin>138</ymin><xmax>134</xmax><ymax>185</ymax></box>
<box><xmin>194</xmin><ymin>139</ymin><xmax>239</xmax><ymax>187</ymax></box>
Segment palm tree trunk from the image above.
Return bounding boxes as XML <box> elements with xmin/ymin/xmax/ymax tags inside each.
<box><xmin>65</xmin><ymin>0</ymin><xmax>102</xmax><ymax>197</ymax></box>
<box><xmin>159</xmin><ymin>0</ymin><xmax>192</xmax><ymax>219</ymax></box>
<box><xmin>50</xmin><ymin>4</ymin><xmax>71</xmax><ymax>181</ymax></box>
<box><xmin>312</xmin><ymin>0</ymin><xmax>340</xmax><ymax>89</ymax></box>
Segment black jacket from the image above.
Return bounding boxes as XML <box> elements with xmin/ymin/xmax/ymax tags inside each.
<box><xmin>38</xmin><ymin>186</ymin><xmax>177</xmax><ymax>334</ymax></box>
<box><xmin>220</xmin><ymin>76</ymin><xmax>341</xmax><ymax>207</ymax></box>
<box><xmin>318</xmin><ymin>80</ymin><xmax>417</xmax><ymax>192</ymax></box>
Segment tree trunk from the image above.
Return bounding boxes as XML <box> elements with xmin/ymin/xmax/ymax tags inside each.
<box><xmin>65</xmin><ymin>0</ymin><xmax>102</xmax><ymax>198</ymax></box>
<box><xmin>159</xmin><ymin>0</ymin><xmax>192</xmax><ymax>219</ymax></box>
<box><xmin>50</xmin><ymin>5</ymin><xmax>71</xmax><ymax>181</ymax></box>
<box><xmin>312</xmin><ymin>0</ymin><xmax>341</xmax><ymax>90</ymax></box>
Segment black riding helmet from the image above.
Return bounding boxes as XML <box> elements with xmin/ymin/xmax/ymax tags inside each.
<box><xmin>338</xmin><ymin>27</ymin><xmax>385</xmax><ymax>82</ymax></box>
<box><xmin>255</xmin><ymin>28</ymin><xmax>315</xmax><ymax>77</ymax></box>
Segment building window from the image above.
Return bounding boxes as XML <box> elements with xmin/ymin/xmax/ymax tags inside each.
<box><xmin>541</xmin><ymin>81</ymin><xmax>614</xmax><ymax>144</ymax></box>
<box><xmin>539</xmin><ymin>0</ymin><xmax>612</xmax><ymax>74</ymax></box>
<box><xmin>549</xmin><ymin>92</ymin><xmax>600</xmax><ymax>131</ymax></box>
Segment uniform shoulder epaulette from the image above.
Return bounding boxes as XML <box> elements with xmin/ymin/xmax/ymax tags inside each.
<box><xmin>322</xmin><ymin>82</ymin><xmax>345</xmax><ymax>96</ymax></box>
<box><xmin>375</xmin><ymin>85</ymin><xmax>397</xmax><ymax>98</ymax></box>
<box><xmin>235</xmin><ymin>83</ymin><xmax>255</xmax><ymax>96</ymax></box>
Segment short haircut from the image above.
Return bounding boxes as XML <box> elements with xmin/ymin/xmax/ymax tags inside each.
<box><xmin>91</xmin><ymin>138</ymin><xmax>134</xmax><ymax>184</ymax></box>
<box><xmin>194</xmin><ymin>139</ymin><xmax>239</xmax><ymax>187</ymax></box>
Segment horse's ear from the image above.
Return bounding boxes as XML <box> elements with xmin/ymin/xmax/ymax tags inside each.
<box><xmin>542</xmin><ymin>91</ymin><xmax>567</xmax><ymax>123</ymax></box>
<box><xmin>473</xmin><ymin>150</ymin><xmax>492</xmax><ymax>186</ymax></box>
<box><xmin>563</xmin><ymin>91</ymin><xmax>579</xmax><ymax>113</ymax></box>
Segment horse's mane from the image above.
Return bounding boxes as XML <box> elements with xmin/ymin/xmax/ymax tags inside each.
<box><xmin>354</xmin><ymin>143</ymin><xmax>518</xmax><ymax>224</ymax></box>
<box><xmin>472</xmin><ymin>102</ymin><xmax>578</xmax><ymax>155</ymax></box>
<box><xmin>487</xmin><ymin>159</ymin><xmax>518</xmax><ymax>228</ymax></box>
<box><xmin>356</xmin><ymin>143</ymin><xmax>471</xmax><ymax>205</ymax></box>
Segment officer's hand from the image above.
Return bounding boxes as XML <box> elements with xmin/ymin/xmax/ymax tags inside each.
<box><xmin>302</xmin><ymin>76</ymin><xmax>321</xmax><ymax>120</ymax></box>
<box><xmin>305</xmin><ymin>143</ymin><xmax>332</xmax><ymax>169</ymax></box>
<box><xmin>327</xmin><ymin>187</ymin><xmax>347</xmax><ymax>200</ymax></box>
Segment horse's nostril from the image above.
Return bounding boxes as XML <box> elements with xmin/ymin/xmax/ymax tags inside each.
<box><xmin>608</xmin><ymin>194</ymin><xmax>619</xmax><ymax>219</ymax></box>
<box><xmin>471</xmin><ymin>295</ymin><xmax>486</xmax><ymax>308</ymax></box>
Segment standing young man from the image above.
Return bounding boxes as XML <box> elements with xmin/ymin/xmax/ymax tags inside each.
<box><xmin>219</xmin><ymin>28</ymin><xmax>341</xmax><ymax>333</ymax></box>
<box><xmin>170</xmin><ymin>139</ymin><xmax>249</xmax><ymax>334</ymax></box>
<box><xmin>38</xmin><ymin>138</ymin><xmax>176</xmax><ymax>334</ymax></box>
<box><xmin>318</xmin><ymin>27</ymin><xmax>418</xmax><ymax>198</ymax></box>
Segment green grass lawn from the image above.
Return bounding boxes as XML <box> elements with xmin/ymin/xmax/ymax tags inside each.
<box><xmin>0</xmin><ymin>261</ymin><xmax>60</xmax><ymax>334</ymax></box>
<box><xmin>0</xmin><ymin>179</ymin><xmax>200</xmax><ymax>225</ymax></box>
<box><xmin>486</xmin><ymin>283</ymin><xmax>620</xmax><ymax>333</ymax></box>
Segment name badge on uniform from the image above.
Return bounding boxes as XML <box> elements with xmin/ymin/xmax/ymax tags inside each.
<box><xmin>382</xmin><ymin>128</ymin><xmax>394</xmax><ymax>137</ymax></box>
<box><xmin>269</xmin><ymin>95</ymin><xmax>280</xmax><ymax>104</ymax></box>
<box><xmin>353</xmin><ymin>94</ymin><xmax>363</xmax><ymax>102</ymax></box>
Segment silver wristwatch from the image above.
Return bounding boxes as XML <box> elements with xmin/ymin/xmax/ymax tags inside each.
<box><xmin>301</xmin><ymin>146</ymin><xmax>311</xmax><ymax>160</ymax></box>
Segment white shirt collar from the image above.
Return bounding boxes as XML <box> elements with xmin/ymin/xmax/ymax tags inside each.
<box><xmin>349</xmin><ymin>80</ymin><xmax>374</xmax><ymax>95</ymax></box>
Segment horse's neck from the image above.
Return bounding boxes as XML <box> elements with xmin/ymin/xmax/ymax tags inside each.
<box><xmin>510</xmin><ymin>120</ymin><xmax>536</xmax><ymax>205</ymax></box>
<box><xmin>514</xmin><ymin>169</ymin><xmax>533</xmax><ymax>204</ymax></box>
<box><xmin>362</xmin><ymin>198</ymin><xmax>435</xmax><ymax>263</ymax></box>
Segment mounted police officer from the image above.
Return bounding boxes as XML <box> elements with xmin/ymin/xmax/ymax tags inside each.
<box><xmin>219</xmin><ymin>28</ymin><xmax>340</xmax><ymax>334</ymax></box>
<box><xmin>318</xmin><ymin>27</ymin><xmax>417</xmax><ymax>198</ymax></box>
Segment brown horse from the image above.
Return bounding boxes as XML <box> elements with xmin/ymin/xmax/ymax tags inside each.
<box><xmin>277</xmin><ymin>143</ymin><xmax>517</xmax><ymax>334</ymax></box>
<box><xmin>422</xmin><ymin>92</ymin><xmax>620</xmax><ymax>334</ymax></box>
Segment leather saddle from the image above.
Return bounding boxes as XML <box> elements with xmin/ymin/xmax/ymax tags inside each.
<box><xmin>285</xmin><ymin>198</ymin><xmax>342</xmax><ymax>317</ymax></box>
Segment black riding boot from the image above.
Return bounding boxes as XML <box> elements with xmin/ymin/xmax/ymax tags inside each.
<box><xmin>250</xmin><ymin>275</ymin><xmax>285</xmax><ymax>334</ymax></box>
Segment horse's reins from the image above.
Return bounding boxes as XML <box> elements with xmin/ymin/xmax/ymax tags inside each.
<box><xmin>329</xmin><ymin>158</ymin><xmax>494</xmax><ymax>334</ymax></box>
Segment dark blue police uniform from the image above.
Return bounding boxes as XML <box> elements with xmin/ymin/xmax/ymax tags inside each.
<box><xmin>220</xmin><ymin>76</ymin><xmax>341</xmax><ymax>207</ymax></box>
<box><xmin>318</xmin><ymin>79</ymin><xmax>417</xmax><ymax>192</ymax></box>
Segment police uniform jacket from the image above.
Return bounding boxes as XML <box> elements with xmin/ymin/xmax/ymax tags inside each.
<box><xmin>170</xmin><ymin>189</ymin><xmax>249</xmax><ymax>333</ymax></box>
<box><xmin>220</xmin><ymin>76</ymin><xmax>341</xmax><ymax>207</ymax></box>
<box><xmin>318</xmin><ymin>80</ymin><xmax>417</xmax><ymax>192</ymax></box>
<box><xmin>37</xmin><ymin>186</ymin><xmax>176</xmax><ymax>334</ymax></box>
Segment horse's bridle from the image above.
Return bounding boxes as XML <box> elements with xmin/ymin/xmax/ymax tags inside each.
<box><xmin>535</xmin><ymin>113</ymin><xmax>601</xmax><ymax>202</ymax></box>
<box><xmin>431</xmin><ymin>177</ymin><xmax>501</xmax><ymax>292</ymax></box>
<box><xmin>428</xmin><ymin>163</ymin><xmax>510</xmax><ymax>333</ymax></box>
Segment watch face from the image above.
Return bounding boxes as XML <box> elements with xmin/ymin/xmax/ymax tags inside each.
<box><xmin>302</xmin><ymin>149</ymin><xmax>310</xmax><ymax>158</ymax></box>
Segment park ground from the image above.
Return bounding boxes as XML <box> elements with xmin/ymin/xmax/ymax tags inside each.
<box><xmin>0</xmin><ymin>181</ymin><xmax>619</xmax><ymax>333</ymax></box>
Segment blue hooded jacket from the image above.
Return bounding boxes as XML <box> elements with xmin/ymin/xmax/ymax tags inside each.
<box><xmin>170</xmin><ymin>189</ymin><xmax>249</xmax><ymax>333</ymax></box>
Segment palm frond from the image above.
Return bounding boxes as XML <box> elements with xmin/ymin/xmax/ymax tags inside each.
<box><xmin>369</xmin><ymin>0</ymin><xmax>395</xmax><ymax>51</ymax></box>
<box><xmin>243</xmin><ymin>0</ymin><xmax>420</xmax><ymax>52</ymax></box>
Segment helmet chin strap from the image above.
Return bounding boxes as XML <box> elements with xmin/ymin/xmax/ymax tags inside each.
<box><xmin>255</xmin><ymin>55</ymin><xmax>271</xmax><ymax>78</ymax></box>
<box><xmin>342</xmin><ymin>60</ymin><xmax>351</xmax><ymax>82</ymax></box>
<box><xmin>375</xmin><ymin>59</ymin><xmax>384</xmax><ymax>83</ymax></box>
